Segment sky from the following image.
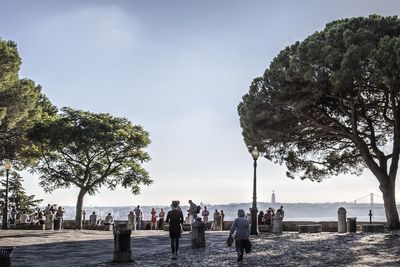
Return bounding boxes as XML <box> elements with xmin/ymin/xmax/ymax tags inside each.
<box><xmin>0</xmin><ymin>0</ymin><xmax>399</xmax><ymax>207</ymax></box>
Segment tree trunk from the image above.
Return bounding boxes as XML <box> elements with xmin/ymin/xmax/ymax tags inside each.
<box><xmin>380</xmin><ymin>182</ymin><xmax>400</xmax><ymax>229</ymax></box>
<box><xmin>75</xmin><ymin>189</ymin><xmax>86</xmax><ymax>230</ymax></box>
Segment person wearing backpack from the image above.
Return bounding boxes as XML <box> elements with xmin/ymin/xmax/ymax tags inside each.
<box><xmin>187</xmin><ymin>200</ymin><xmax>198</xmax><ymax>224</ymax></box>
<box><xmin>229</xmin><ymin>209</ymin><xmax>250</xmax><ymax>262</ymax></box>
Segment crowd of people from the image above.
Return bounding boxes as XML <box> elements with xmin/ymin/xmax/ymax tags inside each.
<box><xmin>3</xmin><ymin>203</ymin><xmax>284</xmax><ymax>234</ymax></box>
<box><xmin>131</xmin><ymin>202</ymin><xmax>167</xmax><ymax>231</ymax></box>
<box><xmin>133</xmin><ymin>200</ymin><xmax>197</xmax><ymax>230</ymax></box>
<box><xmin>130</xmin><ymin>201</ymin><xmax>231</xmax><ymax>232</ymax></box>
<box><xmin>256</xmin><ymin>205</ymin><xmax>285</xmax><ymax>225</ymax></box>
<box><xmin>129</xmin><ymin>202</ymin><xmax>282</xmax><ymax>233</ymax></box>
<box><xmin>2</xmin><ymin>204</ymin><xmax>65</xmax><ymax>229</ymax></box>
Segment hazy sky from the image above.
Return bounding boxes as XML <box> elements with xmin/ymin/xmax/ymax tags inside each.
<box><xmin>1</xmin><ymin>0</ymin><xmax>399</xmax><ymax>206</ymax></box>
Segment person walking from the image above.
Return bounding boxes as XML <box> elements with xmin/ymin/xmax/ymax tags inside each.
<box><xmin>158</xmin><ymin>208</ymin><xmax>165</xmax><ymax>230</ymax></box>
<box><xmin>230</xmin><ymin>209</ymin><xmax>250</xmax><ymax>262</ymax></box>
<box><xmin>166</xmin><ymin>200</ymin><xmax>184</xmax><ymax>260</ymax></box>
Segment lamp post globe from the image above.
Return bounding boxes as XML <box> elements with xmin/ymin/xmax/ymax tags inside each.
<box><xmin>2</xmin><ymin>162</ymin><xmax>12</xmax><ymax>230</ymax></box>
<box><xmin>251</xmin><ymin>146</ymin><xmax>260</xmax><ymax>160</ymax></box>
<box><xmin>250</xmin><ymin>146</ymin><xmax>259</xmax><ymax>235</ymax></box>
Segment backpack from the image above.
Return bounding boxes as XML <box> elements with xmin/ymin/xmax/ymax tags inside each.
<box><xmin>196</xmin><ymin>205</ymin><xmax>201</xmax><ymax>214</ymax></box>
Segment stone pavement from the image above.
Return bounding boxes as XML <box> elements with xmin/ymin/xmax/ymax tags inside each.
<box><xmin>1</xmin><ymin>229</ymin><xmax>400</xmax><ymax>266</ymax></box>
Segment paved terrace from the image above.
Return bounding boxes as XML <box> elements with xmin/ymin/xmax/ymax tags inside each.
<box><xmin>1</xmin><ymin>230</ymin><xmax>400</xmax><ymax>266</ymax></box>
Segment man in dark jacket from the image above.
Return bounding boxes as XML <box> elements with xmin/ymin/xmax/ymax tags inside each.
<box><xmin>166</xmin><ymin>200</ymin><xmax>184</xmax><ymax>259</ymax></box>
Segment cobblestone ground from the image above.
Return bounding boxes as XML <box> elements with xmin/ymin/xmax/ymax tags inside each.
<box><xmin>1</xmin><ymin>230</ymin><xmax>400</xmax><ymax>266</ymax></box>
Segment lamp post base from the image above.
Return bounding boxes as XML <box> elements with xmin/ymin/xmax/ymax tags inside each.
<box><xmin>250</xmin><ymin>207</ymin><xmax>258</xmax><ymax>235</ymax></box>
<box><xmin>2</xmin><ymin>208</ymin><xmax>8</xmax><ymax>230</ymax></box>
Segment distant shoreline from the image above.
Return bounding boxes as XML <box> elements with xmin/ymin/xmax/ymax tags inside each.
<box><xmin>52</xmin><ymin>202</ymin><xmax>388</xmax><ymax>221</ymax></box>
<box><xmin>49</xmin><ymin>202</ymin><xmax>387</xmax><ymax>208</ymax></box>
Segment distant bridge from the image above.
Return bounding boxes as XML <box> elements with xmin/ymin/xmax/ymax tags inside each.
<box><xmin>353</xmin><ymin>193</ymin><xmax>400</xmax><ymax>207</ymax></box>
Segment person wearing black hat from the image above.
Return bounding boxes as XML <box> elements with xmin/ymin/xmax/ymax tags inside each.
<box><xmin>166</xmin><ymin>200</ymin><xmax>184</xmax><ymax>259</ymax></box>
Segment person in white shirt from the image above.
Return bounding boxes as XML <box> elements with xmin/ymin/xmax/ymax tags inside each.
<box><xmin>30</xmin><ymin>213</ymin><xmax>38</xmax><ymax>225</ymax></box>
<box><xmin>10</xmin><ymin>206</ymin><xmax>17</xmax><ymax>224</ymax></box>
<box><xmin>19</xmin><ymin>212</ymin><xmax>29</xmax><ymax>224</ymax></box>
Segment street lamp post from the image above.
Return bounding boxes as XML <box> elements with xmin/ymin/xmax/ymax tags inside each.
<box><xmin>2</xmin><ymin>162</ymin><xmax>12</xmax><ymax>230</ymax></box>
<box><xmin>250</xmin><ymin>146</ymin><xmax>259</xmax><ymax>235</ymax></box>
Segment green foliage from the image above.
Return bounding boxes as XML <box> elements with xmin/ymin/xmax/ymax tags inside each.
<box><xmin>0</xmin><ymin>38</ymin><xmax>57</xmax><ymax>164</ymax></box>
<box><xmin>0</xmin><ymin>171</ymin><xmax>42</xmax><ymax>214</ymax></box>
<box><xmin>239</xmin><ymin>15</ymin><xmax>400</xmax><ymax>182</ymax></box>
<box><xmin>29</xmin><ymin>107</ymin><xmax>152</xmax><ymax>195</ymax></box>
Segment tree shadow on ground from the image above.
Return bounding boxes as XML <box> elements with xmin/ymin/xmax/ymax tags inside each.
<box><xmin>4</xmin><ymin>232</ymin><xmax>400</xmax><ymax>267</ymax></box>
<box><xmin>210</xmin><ymin>232</ymin><xmax>400</xmax><ymax>267</ymax></box>
<box><xmin>0</xmin><ymin>232</ymin><xmax>57</xmax><ymax>239</ymax></box>
<box><xmin>8</xmin><ymin>233</ymin><xmax>191</xmax><ymax>267</ymax></box>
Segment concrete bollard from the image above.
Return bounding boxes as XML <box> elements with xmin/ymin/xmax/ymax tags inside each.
<box><xmin>113</xmin><ymin>224</ymin><xmax>132</xmax><ymax>262</ymax></box>
<box><xmin>273</xmin><ymin>216</ymin><xmax>283</xmax><ymax>234</ymax></box>
<box><xmin>337</xmin><ymin>207</ymin><xmax>347</xmax><ymax>233</ymax></box>
<box><xmin>191</xmin><ymin>217</ymin><xmax>205</xmax><ymax>248</ymax></box>
<box><xmin>45</xmin><ymin>213</ymin><xmax>54</xmax><ymax>230</ymax></box>
<box><xmin>127</xmin><ymin>213</ymin><xmax>136</xmax><ymax>231</ymax></box>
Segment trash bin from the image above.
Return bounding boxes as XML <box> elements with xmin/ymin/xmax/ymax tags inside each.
<box><xmin>0</xmin><ymin>246</ymin><xmax>15</xmax><ymax>267</ymax></box>
<box><xmin>113</xmin><ymin>224</ymin><xmax>132</xmax><ymax>262</ymax></box>
<box><xmin>347</xmin><ymin>217</ymin><xmax>357</xmax><ymax>233</ymax></box>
